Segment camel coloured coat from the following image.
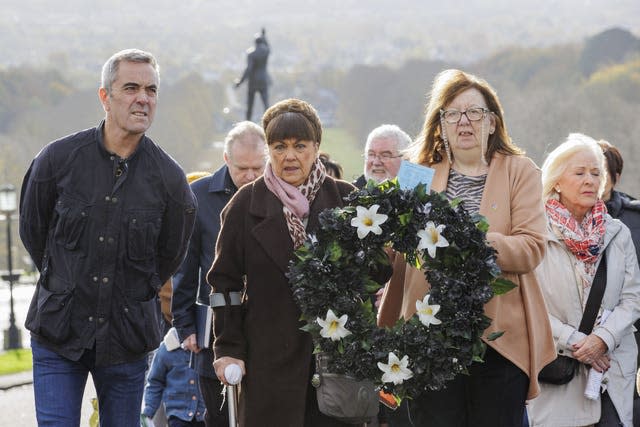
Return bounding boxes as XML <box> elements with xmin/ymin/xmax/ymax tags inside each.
<box><xmin>378</xmin><ymin>153</ymin><xmax>556</xmax><ymax>399</ymax></box>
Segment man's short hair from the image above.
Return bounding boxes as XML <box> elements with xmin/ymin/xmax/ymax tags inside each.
<box><xmin>101</xmin><ymin>49</ymin><xmax>159</xmax><ymax>94</ymax></box>
<box><xmin>224</xmin><ymin>121</ymin><xmax>266</xmax><ymax>158</ymax></box>
<box><xmin>365</xmin><ymin>124</ymin><xmax>412</xmax><ymax>153</ymax></box>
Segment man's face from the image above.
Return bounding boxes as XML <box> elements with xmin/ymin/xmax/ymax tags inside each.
<box><xmin>99</xmin><ymin>61</ymin><xmax>159</xmax><ymax>138</ymax></box>
<box><xmin>364</xmin><ymin>137</ymin><xmax>402</xmax><ymax>183</ymax></box>
<box><xmin>225</xmin><ymin>136</ymin><xmax>267</xmax><ymax>188</ymax></box>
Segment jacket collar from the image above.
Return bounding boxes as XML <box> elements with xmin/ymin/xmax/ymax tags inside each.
<box><xmin>248</xmin><ymin>177</ymin><xmax>294</xmax><ymax>274</ymax></box>
<box><xmin>606</xmin><ymin>191</ymin><xmax>624</xmax><ymax>217</ymax></box>
<box><xmin>95</xmin><ymin>119</ymin><xmax>146</xmax><ymax>162</ymax></box>
<box><xmin>208</xmin><ymin>164</ymin><xmax>237</xmax><ymax>196</ymax></box>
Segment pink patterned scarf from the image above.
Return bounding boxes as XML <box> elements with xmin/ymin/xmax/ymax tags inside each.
<box><xmin>264</xmin><ymin>158</ymin><xmax>326</xmax><ymax>248</ymax></box>
<box><xmin>545</xmin><ymin>198</ymin><xmax>606</xmax><ymax>287</ymax></box>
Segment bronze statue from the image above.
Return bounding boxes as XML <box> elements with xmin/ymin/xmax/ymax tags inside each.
<box><xmin>235</xmin><ymin>28</ymin><xmax>271</xmax><ymax>121</ymax></box>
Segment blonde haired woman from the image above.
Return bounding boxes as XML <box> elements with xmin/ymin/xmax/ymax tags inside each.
<box><xmin>528</xmin><ymin>133</ymin><xmax>640</xmax><ymax>426</ymax></box>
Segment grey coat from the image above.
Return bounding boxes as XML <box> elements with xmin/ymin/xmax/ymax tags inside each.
<box><xmin>528</xmin><ymin>215</ymin><xmax>640</xmax><ymax>426</ymax></box>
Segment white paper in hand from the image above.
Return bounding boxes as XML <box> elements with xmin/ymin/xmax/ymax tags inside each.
<box><xmin>225</xmin><ymin>364</ymin><xmax>243</xmax><ymax>385</ymax></box>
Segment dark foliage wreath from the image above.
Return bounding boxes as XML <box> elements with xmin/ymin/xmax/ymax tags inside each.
<box><xmin>287</xmin><ymin>179</ymin><xmax>514</xmax><ymax>400</ymax></box>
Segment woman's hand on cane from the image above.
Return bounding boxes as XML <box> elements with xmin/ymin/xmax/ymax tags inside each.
<box><xmin>214</xmin><ymin>356</ymin><xmax>246</xmax><ymax>385</ymax></box>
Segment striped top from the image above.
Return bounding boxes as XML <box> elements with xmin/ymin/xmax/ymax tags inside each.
<box><xmin>445</xmin><ymin>168</ymin><xmax>487</xmax><ymax>215</ymax></box>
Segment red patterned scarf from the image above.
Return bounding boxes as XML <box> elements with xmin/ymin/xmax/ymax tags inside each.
<box><xmin>264</xmin><ymin>157</ymin><xmax>326</xmax><ymax>248</ymax></box>
<box><xmin>545</xmin><ymin>198</ymin><xmax>606</xmax><ymax>287</ymax></box>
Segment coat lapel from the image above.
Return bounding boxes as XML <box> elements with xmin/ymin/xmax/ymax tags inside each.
<box><xmin>249</xmin><ymin>179</ymin><xmax>295</xmax><ymax>275</ymax></box>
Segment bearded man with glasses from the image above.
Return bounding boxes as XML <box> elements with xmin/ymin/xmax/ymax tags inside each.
<box><xmin>353</xmin><ymin>124</ymin><xmax>412</xmax><ymax>188</ymax></box>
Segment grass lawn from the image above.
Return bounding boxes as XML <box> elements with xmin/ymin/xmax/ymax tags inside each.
<box><xmin>0</xmin><ymin>348</ymin><xmax>32</xmax><ymax>375</ymax></box>
<box><xmin>319</xmin><ymin>127</ymin><xmax>364</xmax><ymax>182</ymax></box>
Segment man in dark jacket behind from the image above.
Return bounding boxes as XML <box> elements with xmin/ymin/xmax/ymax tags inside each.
<box><xmin>172</xmin><ymin>121</ymin><xmax>266</xmax><ymax>426</ymax></box>
<box><xmin>19</xmin><ymin>48</ymin><xmax>196</xmax><ymax>427</ymax></box>
<box><xmin>598</xmin><ymin>140</ymin><xmax>640</xmax><ymax>427</ymax></box>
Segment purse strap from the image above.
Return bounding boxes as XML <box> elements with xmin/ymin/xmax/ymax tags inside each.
<box><xmin>577</xmin><ymin>252</ymin><xmax>607</xmax><ymax>335</ymax></box>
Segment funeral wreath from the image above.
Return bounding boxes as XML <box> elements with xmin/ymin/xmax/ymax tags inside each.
<box><xmin>287</xmin><ymin>179</ymin><xmax>515</xmax><ymax>401</ymax></box>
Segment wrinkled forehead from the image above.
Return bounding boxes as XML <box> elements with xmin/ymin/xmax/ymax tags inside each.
<box><xmin>367</xmin><ymin>137</ymin><xmax>398</xmax><ymax>153</ymax></box>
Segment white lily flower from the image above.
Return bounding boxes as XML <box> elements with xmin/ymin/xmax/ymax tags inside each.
<box><xmin>350</xmin><ymin>204</ymin><xmax>388</xmax><ymax>239</ymax></box>
<box><xmin>377</xmin><ymin>352</ymin><xmax>413</xmax><ymax>385</ymax></box>
<box><xmin>316</xmin><ymin>309</ymin><xmax>352</xmax><ymax>341</ymax></box>
<box><xmin>417</xmin><ymin>221</ymin><xmax>449</xmax><ymax>258</ymax></box>
<box><xmin>415</xmin><ymin>294</ymin><xmax>442</xmax><ymax>327</ymax></box>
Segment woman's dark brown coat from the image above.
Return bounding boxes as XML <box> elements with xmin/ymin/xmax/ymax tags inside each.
<box><xmin>207</xmin><ymin>176</ymin><xmax>354</xmax><ymax>427</ymax></box>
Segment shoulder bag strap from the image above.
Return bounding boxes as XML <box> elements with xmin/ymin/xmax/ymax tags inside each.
<box><xmin>578</xmin><ymin>252</ymin><xmax>607</xmax><ymax>335</ymax></box>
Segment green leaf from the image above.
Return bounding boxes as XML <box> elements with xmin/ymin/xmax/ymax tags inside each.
<box><xmin>338</xmin><ymin>341</ymin><xmax>345</xmax><ymax>354</ymax></box>
<box><xmin>475</xmin><ymin>217</ymin><xmax>490</xmax><ymax>233</ymax></box>
<box><xmin>414</xmin><ymin>183</ymin><xmax>427</xmax><ymax>198</ymax></box>
<box><xmin>491</xmin><ymin>277</ymin><xmax>517</xmax><ymax>295</ymax></box>
<box><xmin>327</xmin><ymin>241</ymin><xmax>342</xmax><ymax>262</ymax></box>
<box><xmin>398</xmin><ymin>212</ymin><xmax>412</xmax><ymax>226</ymax></box>
<box><xmin>486</xmin><ymin>331</ymin><xmax>505</xmax><ymax>341</ymax></box>
<box><xmin>299</xmin><ymin>323</ymin><xmax>315</xmax><ymax>333</ymax></box>
<box><xmin>364</xmin><ymin>279</ymin><xmax>381</xmax><ymax>294</ymax></box>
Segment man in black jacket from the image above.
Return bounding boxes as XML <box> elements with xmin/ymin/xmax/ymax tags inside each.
<box><xmin>172</xmin><ymin>121</ymin><xmax>266</xmax><ymax>426</ymax></box>
<box><xmin>598</xmin><ymin>140</ymin><xmax>640</xmax><ymax>426</ymax></box>
<box><xmin>19</xmin><ymin>49</ymin><xmax>196</xmax><ymax>426</ymax></box>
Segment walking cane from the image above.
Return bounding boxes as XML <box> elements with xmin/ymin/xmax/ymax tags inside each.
<box><xmin>225</xmin><ymin>364</ymin><xmax>243</xmax><ymax>427</ymax></box>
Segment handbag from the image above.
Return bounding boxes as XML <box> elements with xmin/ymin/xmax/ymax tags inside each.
<box><xmin>538</xmin><ymin>254</ymin><xmax>607</xmax><ymax>385</ymax></box>
<box><xmin>312</xmin><ymin>353</ymin><xmax>379</xmax><ymax>424</ymax></box>
<box><xmin>537</xmin><ymin>355</ymin><xmax>578</xmax><ymax>385</ymax></box>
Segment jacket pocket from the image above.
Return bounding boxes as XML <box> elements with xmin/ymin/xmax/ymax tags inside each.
<box><xmin>26</xmin><ymin>274</ymin><xmax>74</xmax><ymax>344</ymax></box>
<box><xmin>53</xmin><ymin>198</ymin><xmax>91</xmax><ymax>250</ymax></box>
<box><xmin>127</xmin><ymin>210</ymin><xmax>162</xmax><ymax>261</ymax></box>
<box><xmin>113</xmin><ymin>297</ymin><xmax>162</xmax><ymax>354</ymax></box>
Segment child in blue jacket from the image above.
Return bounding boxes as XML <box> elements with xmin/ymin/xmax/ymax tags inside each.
<box><xmin>141</xmin><ymin>328</ymin><xmax>206</xmax><ymax>427</ymax></box>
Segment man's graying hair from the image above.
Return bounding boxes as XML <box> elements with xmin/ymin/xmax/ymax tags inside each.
<box><xmin>365</xmin><ymin>124</ymin><xmax>412</xmax><ymax>153</ymax></box>
<box><xmin>224</xmin><ymin>121</ymin><xmax>267</xmax><ymax>158</ymax></box>
<box><xmin>101</xmin><ymin>49</ymin><xmax>159</xmax><ymax>94</ymax></box>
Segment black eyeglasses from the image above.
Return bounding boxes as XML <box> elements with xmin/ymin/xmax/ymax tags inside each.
<box><xmin>440</xmin><ymin>107</ymin><xmax>491</xmax><ymax>124</ymax></box>
<box><xmin>363</xmin><ymin>152</ymin><xmax>402</xmax><ymax>163</ymax></box>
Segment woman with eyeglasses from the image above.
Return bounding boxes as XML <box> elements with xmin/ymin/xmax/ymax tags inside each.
<box><xmin>377</xmin><ymin>69</ymin><xmax>555</xmax><ymax>427</ymax></box>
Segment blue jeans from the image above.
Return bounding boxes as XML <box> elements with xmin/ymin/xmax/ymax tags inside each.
<box><xmin>32</xmin><ymin>338</ymin><xmax>147</xmax><ymax>427</ymax></box>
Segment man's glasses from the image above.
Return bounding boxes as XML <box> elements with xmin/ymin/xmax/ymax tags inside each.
<box><xmin>364</xmin><ymin>152</ymin><xmax>402</xmax><ymax>163</ymax></box>
<box><xmin>440</xmin><ymin>107</ymin><xmax>490</xmax><ymax>124</ymax></box>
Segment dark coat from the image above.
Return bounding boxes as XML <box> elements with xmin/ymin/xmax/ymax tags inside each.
<box><xmin>606</xmin><ymin>190</ymin><xmax>640</xmax><ymax>364</ymax></box>
<box><xmin>172</xmin><ymin>165</ymin><xmax>237</xmax><ymax>378</ymax></box>
<box><xmin>19</xmin><ymin>122</ymin><xmax>196</xmax><ymax>365</ymax></box>
<box><xmin>352</xmin><ymin>174</ymin><xmax>366</xmax><ymax>189</ymax></box>
<box><xmin>207</xmin><ymin>176</ymin><xmax>354</xmax><ymax>427</ymax></box>
<box><xmin>606</xmin><ymin>190</ymin><xmax>640</xmax><ymax>262</ymax></box>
